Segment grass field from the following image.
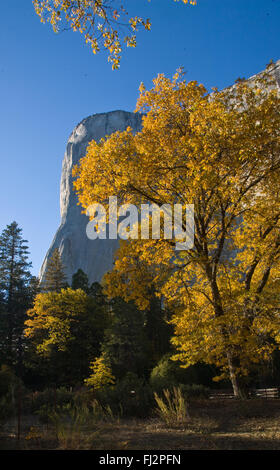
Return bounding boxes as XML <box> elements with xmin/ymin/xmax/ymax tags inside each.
<box><xmin>1</xmin><ymin>399</ymin><xmax>280</xmax><ymax>450</ymax></box>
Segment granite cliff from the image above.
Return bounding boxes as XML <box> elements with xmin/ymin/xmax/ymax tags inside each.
<box><xmin>39</xmin><ymin>110</ymin><xmax>142</xmax><ymax>284</ymax></box>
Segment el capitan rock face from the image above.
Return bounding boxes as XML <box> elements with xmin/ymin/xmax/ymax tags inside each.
<box><xmin>40</xmin><ymin>62</ymin><xmax>280</xmax><ymax>285</ymax></box>
<box><xmin>39</xmin><ymin>110</ymin><xmax>143</xmax><ymax>285</ymax></box>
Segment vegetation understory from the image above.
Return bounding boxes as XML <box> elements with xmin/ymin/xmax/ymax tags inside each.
<box><xmin>1</xmin><ymin>399</ymin><xmax>280</xmax><ymax>450</ymax></box>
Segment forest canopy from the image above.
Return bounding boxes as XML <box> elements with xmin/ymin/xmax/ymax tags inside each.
<box><xmin>73</xmin><ymin>66</ymin><xmax>280</xmax><ymax>397</ymax></box>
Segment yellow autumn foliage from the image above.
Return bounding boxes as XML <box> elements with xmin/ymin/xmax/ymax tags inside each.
<box><xmin>33</xmin><ymin>0</ymin><xmax>196</xmax><ymax>69</ymax></box>
<box><xmin>84</xmin><ymin>354</ymin><xmax>115</xmax><ymax>390</ymax></box>
<box><xmin>73</xmin><ymin>67</ymin><xmax>280</xmax><ymax>394</ymax></box>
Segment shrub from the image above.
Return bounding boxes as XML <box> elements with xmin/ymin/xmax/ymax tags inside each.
<box><xmin>150</xmin><ymin>356</ymin><xmax>179</xmax><ymax>392</ymax></box>
<box><xmin>0</xmin><ymin>365</ymin><xmax>18</xmax><ymax>398</ymax></box>
<box><xmin>94</xmin><ymin>372</ymin><xmax>154</xmax><ymax>418</ymax></box>
<box><xmin>0</xmin><ymin>395</ymin><xmax>15</xmax><ymax>423</ymax></box>
<box><xmin>50</xmin><ymin>404</ymin><xmax>96</xmax><ymax>449</ymax></box>
<box><xmin>179</xmin><ymin>384</ymin><xmax>210</xmax><ymax>400</ymax></box>
<box><xmin>150</xmin><ymin>355</ymin><xmax>214</xmax><ymax>393</ymax></box>
<box><xmin>30</xmin><ymin>387</ymin><xmax>75</xmax><ymax>423</ymax></box>
<box><xmin>0</xmin><ymin>366</ymin><xmax>22</xmax><ymax>424</ymax></box>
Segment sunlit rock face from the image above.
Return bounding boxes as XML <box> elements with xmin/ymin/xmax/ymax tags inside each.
<box><xmin>270</xmin><ymin>60</ymin><xmax>280</xmax><ymax>86</ymax></box>
<box><xmin>39</xmin><ymin>110</ymin><xmax>143</xmax><ymax>285</ymax></box>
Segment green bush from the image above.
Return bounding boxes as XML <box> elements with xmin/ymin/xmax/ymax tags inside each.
<box><xmin>150</xmin><ymin>355</ymin><xmax>214</xmax><ymax>392</ymax></box>
<box><xmin>0</xmin><ymin>365</ymin><xmax>21</xmax><ymax>424</ymax></box>
<box><xmin>150</xmin><ymin>356</ymin><xmax>179</xmax><ymax>392</ymax></box>
<box><xmin>0</xmin><ymin>365</ymin><xmax>19</xmax><ymax>398</ymax></box>
<box><xmin>0</xmin><ymin>395</ymin><xmax>15</xmax><ymax>423</ymax></box>
<box><xmin>179</xmin><ymin>384</ymin><xmax>210</xmax><ymax>399</ymax></box>
<box><xmin>94</xmin><ymin>373</ymin><xmax>154</xmax><ymax>418</ymax></box>
<box><xmin>30</xmin><ymin>387</ymin><xmax>75</xmax><ymax>423</ymax></box>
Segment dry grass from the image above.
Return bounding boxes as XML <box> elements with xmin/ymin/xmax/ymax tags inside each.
<box><xmin>154</xmin><ymin>387</ymin><xmax>189</xmax><ymax>427</ymax></box>
<box><xmin>1</xmin><ymin>399</ymin><xmax>280</xmax><ymax>450</ymax></box>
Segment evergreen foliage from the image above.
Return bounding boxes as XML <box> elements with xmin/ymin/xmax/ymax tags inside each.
<box><xmin>43</xmin><ymin>248</ymin><xmax>67</xmax><ymax>292</ymax></box>
<box><xmin>0</xmin><ymin>222</ymin><xmax>35</xmax><ymax>370</ymax></box>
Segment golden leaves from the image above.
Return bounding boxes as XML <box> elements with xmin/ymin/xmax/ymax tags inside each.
<box><xmin>33</xmin><ymin>0</ymin><xmax>196</xmax><ymax>69</ymax></box>
<box><xmin>84</xmin><ymin>354</ymin><xmax>115</xmax><ymax>389</ymax></box>
<box><xmin>25</xmin><ymin>288</ymin><xmax>94</xmax><ymax>354</ymax></box>
<box><xmin>73</xmin><ymin>68</ymin><xmax>280</xmax><ymax>381</ymax></box>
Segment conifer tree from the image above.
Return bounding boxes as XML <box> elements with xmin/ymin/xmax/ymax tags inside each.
<box><xmin>0</xmin><ymin>222</ymin><xmax>34</xmax><ymax>368</ymax></box>
<box><xmin>71</xmin><ymin>269</ymin><xmax>89</xmax><ymax>293</ymax></box>
<box><xmin>43</xmin><ymin>248</ymin><xmax>67</xmax><ymax>292</ymax></box>
<box><xmin>89</xmin><ymin>282</ymin><xmax>107</xmax><ymax>305</ymax></box>
<box><xmin>101</xmin><ymin>298</ymin><xmax>149</xmax><ymax>378</ymax></box>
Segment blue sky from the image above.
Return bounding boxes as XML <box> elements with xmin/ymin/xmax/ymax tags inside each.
<box><xmin>0</xmin><ymin>0</ymin><xmax>279</xmax><ymax>276</ymax></box>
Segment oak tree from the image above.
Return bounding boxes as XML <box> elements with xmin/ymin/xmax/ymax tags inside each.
<box><xmin>25</xmin><ymin>287</ymin><xmax>109</xmax><ymax>384</ymax></box>
<box><xmin>73</xmin><ymin>67</ymin><xmax>280</xmax><ymax>397</ymax></box>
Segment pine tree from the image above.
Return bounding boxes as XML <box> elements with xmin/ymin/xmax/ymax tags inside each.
<box><xmin>71</xmin><ymin>269</ymin><xmax>89</xmax><ymax>293</ymax></box>
<box><xmin>101</xmin><ymin>298</ymin><xmax>149</xmax><ymax>379</ymax></box>
<box><xmin>43</xmin><ymin>248</ymin><xmax>67</xmax><ymax>292</ymax></box>
<box><xmin>0</xmin><ymin>222</ymin><xmax>34</xmax><ymax>368</ymax></box>
<box><xmin>89</xmin><ymin>282</ymin><xmax>107</xmax><ymax>305</ymax></box>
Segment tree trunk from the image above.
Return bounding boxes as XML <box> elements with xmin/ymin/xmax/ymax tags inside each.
<box><xmin>206</xmin><ymin>267</ymin><xmax>247</xmax><ymax>399</ymax></box>
<box><xmin>227</xmin><ymin>351</ymin><xmax>245</xmax><ymax>399</ymax></box>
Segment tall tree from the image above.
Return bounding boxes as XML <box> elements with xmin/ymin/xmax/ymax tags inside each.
<box><xmin>0</xmin><ymin>222</ymin><xmax>34</xmax><ymax>370</ymax></box>
<box><xmin>101</xmin><ymin>298</ymin><xmax>149</xmax><ymax>379</ymax></box>
<box><xmin>104</xmin><ymin>242</ymin><xmax>173</xmax><ymax>364</ymax></box>
<box><xmin>33</xmin><ymin>0</ymin><xmax>196</xmax><ymax>69</ymax></box>
<box><xmin>73</xmin><ymin>67</ymin><xmax>280</xmax><ymax>397</ymax></box>
<box><xmin>25</xmin><ymin>287</ymin><xmax>109</xmax><ymax>385</ymax></box>
<box><xmin>72</xmin><ymin>268</ymin><xmax>89</xmax><ymax>293</ymax></box>
<box><xmin>43</xmin><ymin>248</ymin><xmax>67</xmax><ymax>292</ymax></box>
<box><xmin>89</xmin><ymin>281</ymin><xmax>107</xmax><ymax>305</ymax></box>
